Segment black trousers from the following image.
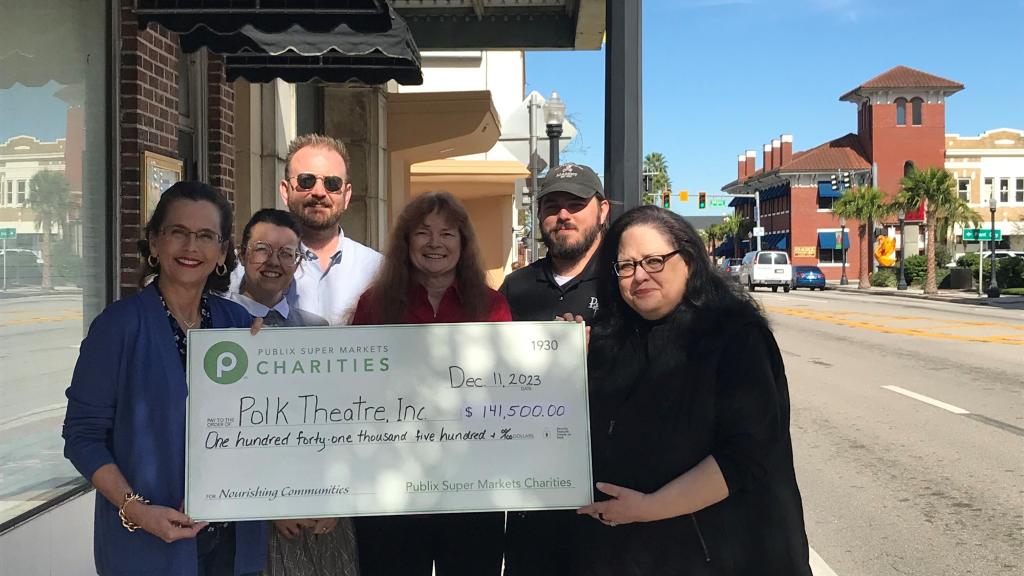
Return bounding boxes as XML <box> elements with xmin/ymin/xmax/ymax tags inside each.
<box><xmin>356</xmin><ymin>512</ymin><xmax>504</xmax><ymax>576</ymax></box>
<box><xmin>503</xmin><ymin>510</ymin><xmax>575</xmax><ymax>576</ymax></box>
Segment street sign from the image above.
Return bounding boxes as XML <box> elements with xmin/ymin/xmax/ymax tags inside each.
<box><xmin>710</xmin><ymin>198</ymin><xmax>727</xmax><ymax>207</ymax></box>
<box><xmin>962</xmin><ymin>229</ymin><xmax>1002</xmax><ymax>241</ymax></box>
<box><xmin>678</xmin><ymin>190</ymin><xmax>689</xmax><ymax>201</ymax></box>
<box><xmin>752</xmin><ymin>227</ymin><xmax>765</xmax><ymax>237</ymax></box>
<box><xmin>0</xmin><ymin>228</ymin><xmax>15</xmax><ymax>240</ymax></box>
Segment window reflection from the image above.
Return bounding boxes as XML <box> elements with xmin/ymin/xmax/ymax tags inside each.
<box><xmin>0</xmin><ymin>0</ymin><xmax>108</xmax><ymax>529</ymax></box>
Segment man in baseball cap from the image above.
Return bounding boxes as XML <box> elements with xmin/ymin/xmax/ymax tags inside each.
<box><xmin>499</xmin><ymin>163</ymin><xmax>610</xmax><ymax>574</ymax></box>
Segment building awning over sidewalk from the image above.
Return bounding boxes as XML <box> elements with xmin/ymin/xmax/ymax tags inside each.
<box><xmin>818</xmin><ymin>231</ymin><xmax>850</xmax><ymax>249</ymax></box>
<box><xmin>176</xmin><ymin>6</ymin><xmax>422</xmax><ymax>84</ymax></box>
<box><xmin>134</xmin><ymin>0</ymin><xmax>392</xmax><ymax>34</ymax></box>
<box><xmin>818</xmin><ymin>182</ymin><xmax>842</xmax><ymax>199</ymax></box>
<box><xmin>763</xmin><ymin>233</ymin><xmax>789</xmax><ymax>250</ymax></box>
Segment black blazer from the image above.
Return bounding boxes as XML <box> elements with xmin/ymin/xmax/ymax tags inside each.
<box><xmin>575</xmin><ymin>304</ymin><xmax>812</xmax><ymax>576</ymax></box>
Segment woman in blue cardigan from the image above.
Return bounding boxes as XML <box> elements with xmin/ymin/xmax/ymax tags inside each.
<box><xmin>63</xmin><ymin>182</ymin><xmax>267</xmax><ymax>575</ymax></box>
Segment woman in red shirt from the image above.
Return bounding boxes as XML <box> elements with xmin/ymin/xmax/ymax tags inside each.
<box><xmin>352</xmin><ymin>191</ymin><xmax>510</xmax><ymax>576</ymax></box>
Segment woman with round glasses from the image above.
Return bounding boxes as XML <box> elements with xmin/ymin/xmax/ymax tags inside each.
<box><xmin>63</xmin><ymin>182</ymin><xmax>267</xmax><ymax>575</ymax></box>
<box><xmin>573</xmin><ymin>205</ymin><xmax>811</xmax><ymax>575</ymax></box>
<box><xmin>232</xmin><ymin>209</ymin><xmax>359</xmax><ymax>575</ymax></box>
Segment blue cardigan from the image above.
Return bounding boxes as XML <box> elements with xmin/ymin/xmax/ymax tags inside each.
<box><xmin>63</xmin><ymin>283</ymin><xmax>267</xmax><ymax>576</ymax></box>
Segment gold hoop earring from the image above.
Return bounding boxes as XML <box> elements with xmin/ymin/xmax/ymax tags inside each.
<box><xmin>147</xmin><ymin>254</ymin><xmax>159</xmax><ymax>268</ymax></box>
<box><xmin>215</xmin><ymin>263</ymin><xmax>227</xmax><ymax>276</ymax></box>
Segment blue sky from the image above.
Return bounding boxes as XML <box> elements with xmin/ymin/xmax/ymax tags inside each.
<box><xmin>525</xmin><ymin>0</ymin><xmax>1024</xmax><ymax>215</ymax></box>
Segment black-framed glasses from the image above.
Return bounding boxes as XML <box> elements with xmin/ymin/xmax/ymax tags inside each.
<box><xmin>613</xmin><ymin>250</ymin><xmax>681</xmax><ymax>278</ymax></box>
<box><xmin>247</xmin><ymin>241</ymin><xmax>302</xmax><ymax>267</ymax></box>
<box><xmin>289</xmin><ymin>173</ymin><xmax>346</xmax><ymax>193</ymax></box>
<box><xmin>161</xmin><ymin>225</ymin><xmax>223</xmax><ymax>248</ymax></box>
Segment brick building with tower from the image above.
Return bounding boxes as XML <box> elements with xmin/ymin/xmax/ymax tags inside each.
<box><xmin>719</xmin><ymin>66</ymin><xmax>965</xmax><ymax>282</ymax></box>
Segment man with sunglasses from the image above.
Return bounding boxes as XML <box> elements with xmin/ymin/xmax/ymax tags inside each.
<box><xmin>279</xmin><ymin>134</ymin><xmax>383</xmax><ymax>325</ymax></box>
<box><xmin>499</xmin><ymin>163</ymin><xmax>609</xmax><ymax>576</ymax></box>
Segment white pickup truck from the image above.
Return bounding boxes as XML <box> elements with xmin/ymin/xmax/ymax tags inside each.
<box><xmin>739</xmin><ymin>250</ymin><xmax>793</xmax><ymax>292</ymax></box>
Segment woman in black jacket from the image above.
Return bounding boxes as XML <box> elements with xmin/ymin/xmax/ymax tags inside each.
<box><xmin>574</xmin><ymin>205</ymin><xmax>812</xmax><ymax>576</ymax></box>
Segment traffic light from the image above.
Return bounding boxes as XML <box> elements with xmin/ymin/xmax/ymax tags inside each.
<box><xmin>830</xmin><ymin>173</ymin><xmax>838</xmax><ymax>191</ymax></box>
<box><xmin>679</xmin><ymin>190</ymin><xmax>689</xmax><ymax>202</ymax></box>
<box><xmin>698</xmin><ymin>192</ymin><xmax>707</xmax><ymax>209</ymax></box>
<box><xmin>842</xmin><ymin>171</ymin><xmax>851</xmax><ymax>189</ymax></box>
<box><xmin>662</xmin><ymin>191</ymin><xmax>671</xmax><ymax>209</ymax></box>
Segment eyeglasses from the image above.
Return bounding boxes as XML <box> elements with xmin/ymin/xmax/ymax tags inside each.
<box><xmin>161</xmin><ymin>225</ymin><xmax>223</xmax><ymax>249</ymax></box>
<box><xmin>613</xmin><ymin>250</ymin><xmax>681</xmax><ymax>278</ymax></box>
<box><xmin>289</xmin><ymin>173</ymin><xmax>346</xmax><ymax>194</ymax></box>
<box><xmin>247</xmin><ymin>241</ymin><xmax>303</xmax><ymax>267</ymax></box>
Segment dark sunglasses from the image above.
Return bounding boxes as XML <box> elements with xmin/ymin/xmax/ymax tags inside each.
<box><xmin>290</xmin><ymin>173</ymin><xmax>346</xmax><ymax>194</ymax></box>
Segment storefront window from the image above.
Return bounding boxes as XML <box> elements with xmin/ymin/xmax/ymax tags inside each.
<box><xmin>0</xmin><ymin>0</ymin><xmax>110</xmax><ymax>530</ymax></box>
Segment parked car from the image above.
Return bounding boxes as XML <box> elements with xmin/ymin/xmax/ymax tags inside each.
<box><xmin>0</xmin><ymin>249</ymin><xmax>43</xmax><ymax>286</ymax></box>
<box><xmin>947</xmin><ymin>250</ymin><xmax>1022</xmax><ymax>267</ymax></box>
<box><xmin>739</xmin><ymin>250</ymin><xmax>793</xmax><ymax>292</ymax></box>
<box><xmin>719</xmin><ymin>258</ymin><xmax>743</xmax><ymax>282</ymax></box>
<box><xmin>792</xmin><ymin>265</ymin><xmax>827</xmax><ymax>290</ymax></box>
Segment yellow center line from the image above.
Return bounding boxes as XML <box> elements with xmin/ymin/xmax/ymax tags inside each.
<box><xmin>766</xmin><ymin>306</ymin><xmax>1024</xmax><ymax>346</ymax></box>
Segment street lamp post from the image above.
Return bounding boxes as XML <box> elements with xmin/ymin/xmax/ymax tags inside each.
<box><xmin>544</xmin><ymin>91</ymin><xmax>565</xmax><ymax>170</ymax></box>
<box><xmin>897</xmin><ymin>209</ymin><xmax>908</xmax><ymax>290</ymax></box>
<box><xmin>839</xmin><ymin>216</ymin><xmax>849</xmax><ymax>286</ymax></box>
<box><xmin>987</xmin><ymin>192</ymin><xmax>1000</xmax><ymax>298</ymax></box>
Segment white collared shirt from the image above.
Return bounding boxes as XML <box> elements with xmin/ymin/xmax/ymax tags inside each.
<box><xmin>229</xmin><ymin>291</ymin><xmax>290</xmax><ymax>320</ymax></box>
<box><xmin>231</xmin><ymin>228</ymin><xmax>383</xmax><ymax>325</ymax></box>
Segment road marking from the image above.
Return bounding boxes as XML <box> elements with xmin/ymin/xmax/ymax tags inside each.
<box><xmin>809</xmin><ymin>546</ymin><xmax>839</xmax><ymax>576</ymax></box>
<box><xmin>766</xmin><ymin>306</ymin><xmax>1024</xmax><ymax>345</ymax></box>
<box><xmin>0</xmin><ymin>402</ymin><xmax>68</xmax><ymax>432</ymax></box>
<box><xmin>881</xmin><ymin>385</ymin><xmax>970</xmax><ymax>414</ymax></box>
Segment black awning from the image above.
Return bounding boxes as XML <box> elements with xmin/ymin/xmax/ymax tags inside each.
<box><xmin>182</xmin><ymin>7</ymin><xmax>422</xmax><ymax>85</ymax></box>
<box><xmin>134</xmin><ymin>0</ymin><xmax>392</xmax><ymax>34</ymax></box>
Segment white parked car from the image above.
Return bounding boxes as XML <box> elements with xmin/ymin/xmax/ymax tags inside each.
<box><xmin>947</xmin><ymin>250</ymin><xmax>1022</xmax><ymax>267</ymax></box>
<box><xmin>739</xmin><ymin>250</ymin><xmax>793</xmax><ymax>292</ymax></box>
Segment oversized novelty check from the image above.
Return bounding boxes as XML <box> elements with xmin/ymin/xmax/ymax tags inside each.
<box><xmin>185</xmin><ymin>322</ymin><xmax>592</xmax><ymax>521</ymax></box>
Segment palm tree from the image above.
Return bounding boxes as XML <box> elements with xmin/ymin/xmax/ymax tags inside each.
<box><xmin>722</xmin><ymin>213</ymin><xmax>745</xmax><ymax>258</ymax></box>
<box><xmin>643</xmin><ymin>152</ymin><xmax>672</xmax><ymax>205</ymax></box>
<box><xmin>894</xmin><ymin>167</ymin><xmax>959</xmax><ymax>294</ymax></box>
<box><xmin>832</xmin><ymin>186</ymin><xmax>893</xmax><ymax>290</ymax></box>
<box><xmin>27</xmin><ymin>170</ymin><xmax>71</xmax><ymax>291</ymax></box>
<box><xmin>937</xmin><ymin>195</ymin><xmax>981</xmax><ymax>256</ymax></box>
<box><xmin>703</xmin><ymin>223</ymin><xmax>725</xmax><ymax>256</ymax></box>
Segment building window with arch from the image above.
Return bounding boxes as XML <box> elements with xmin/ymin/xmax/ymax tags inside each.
<box><xmin>904</xmin><ymin>161</ymin><xmax>915</xmax><ymax>177</ymax></box>
<box><xmin>911</xmin><ymin>97</ymin><xmax>923</xmax><ymax>125</ymax></box>
<box><xmin>895</xmin><ymin>97</ymin><xmax>907</xmax><ymax>126</ymax></box>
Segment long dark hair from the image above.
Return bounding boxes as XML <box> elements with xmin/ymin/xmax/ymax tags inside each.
<box><xmin>364</xmin><ymin>191</ymin><xmax>491</xmax><ymax>324</ymax></box>
<box><xmin>137</xmin><ymin>181</ymin><xmax>238</xmax><ymax>293</ymax></box>
<box><xmin>592</xmin><ymin>205</ymin><xmax>761</xmax><ymax>339</ymax></box>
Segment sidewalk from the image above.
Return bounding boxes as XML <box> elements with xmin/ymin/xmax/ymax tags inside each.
<box><xmin>829</xmin><ymin>283</ymin><xmax>1024</xmax><ymax>308</ymax></box>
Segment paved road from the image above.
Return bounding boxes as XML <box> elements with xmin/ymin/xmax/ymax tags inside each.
<box><xmin>0</xmin><ymin>294</ymin><xmax>86</xmax><ymax>522</ymax></box>
<box><xmin>757</xmin><ymin>288</ymin><xmax>1023</xmax><ymax>576</ymax></box>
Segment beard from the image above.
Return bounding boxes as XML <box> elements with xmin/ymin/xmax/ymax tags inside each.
<box><xmin>542</xmin><ymin>220</ymin><xmax>602</xmax><ymax>261</ymax></box>
<box><xmin>289</xmin><ymin>195</ymin><xmax>344</xmax><ymax>231</ymax></box>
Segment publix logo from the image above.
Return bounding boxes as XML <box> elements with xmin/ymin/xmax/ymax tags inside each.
<box><xmin>204</xmin><ymin>341</ymin><xmax>248</xmax><ymax>384</ymax></box>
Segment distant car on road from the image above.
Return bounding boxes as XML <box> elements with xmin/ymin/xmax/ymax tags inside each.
<box><xmin>719</xmin><ymin>258</ymin><xmax>743</xmax><ymax>282</ymax></box>
<box><xmin>947</xmin><ymin>250</ymin><xmax>1022</xmax><ymax>267</ymax></box>
<box><xmin>793</xmin><ymin>265</ymin><xmax>827</xmax><ymax>290</ymax></box>
<box><xmin>739</xmin><ymin>250</ymin><xmax>793</xmax><ymax>292</ymax></box>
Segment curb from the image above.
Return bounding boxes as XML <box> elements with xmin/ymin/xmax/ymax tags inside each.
<box><xmin>829</xmin><ymin>286</ymin><xmax>1024</xmax><ymax>307</ymax></box>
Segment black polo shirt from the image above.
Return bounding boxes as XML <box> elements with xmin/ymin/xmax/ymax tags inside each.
<box><xmin>499</xmin><ymin>253</ymin><xmax>602</xmax><ymax>322</ymax></box>
<box><xmin>499</xmin><ymin>252</ymin><xmax>602</xmax><ymax>576</ymax></box>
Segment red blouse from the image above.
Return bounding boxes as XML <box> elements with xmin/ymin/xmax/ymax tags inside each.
<box><xmin>351</xmin><ymin>282</ymin><xmax>512</xmax><ymax>325</ymax></box>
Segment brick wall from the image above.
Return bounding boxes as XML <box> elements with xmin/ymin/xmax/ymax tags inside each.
<box><xmin>119</xmin><ymin>0</ymin><xmax>180</xmax><ymax>294</ymax></box>
<box><xmin>117</xmin><ymin>1</ymin><xmax>236</xmax><ymax>295</ymax></box>
<box><xmin>207</xmin><ymin>53</ymin><xmax>235</xmax><ymax>205</ymax></box>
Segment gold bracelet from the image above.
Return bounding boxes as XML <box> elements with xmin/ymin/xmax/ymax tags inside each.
<box><xmin>119</xmin><ymin>492</ymin><xmax>149</xmax><ymax>532</ymax></box>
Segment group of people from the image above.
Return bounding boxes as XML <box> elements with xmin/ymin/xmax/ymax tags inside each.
<box><xmin>63</xmin><ymin>133</ymin><xmax>813</xmax><ymax>575</ymax></box>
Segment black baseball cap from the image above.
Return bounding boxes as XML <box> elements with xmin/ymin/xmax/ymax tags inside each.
<box><xmin>538</xmin><ymin>163</ymin><xmax>604</xmax><ymax>201</ymax></box>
